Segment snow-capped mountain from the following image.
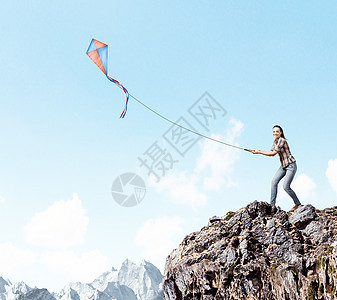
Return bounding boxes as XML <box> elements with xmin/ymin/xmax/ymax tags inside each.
<box><xmin>0</xmin><ymin>260</ymin><xmax>163</xmax><ymax>300</ymax></box>
<box><xmin>91</xmin><ymin>267</ymin><xmax>119</xmax><ymax>291</ymax></box>
<box><xmin>19</xmin><ymin>288</ymin><xmax>56</xmax><ymax>300</ymax></box>
<box><xmin>3</xmin><ymin>281</ymin><xmax>32</xmax><ymax>300</ymax></box>
<box><xmin>0</xmin><ymin>277</ymin><xmax>10</xmax><ymax>294</ymax></box>
<box><xmin>0</xmin><ymin>277</ymin><xmax>56</xmax><ymax>300</ymax></box>
<box><xmin>117</xmin><ymin>260</ymin><xmax>163</xmax><ymax>300</ymax></box>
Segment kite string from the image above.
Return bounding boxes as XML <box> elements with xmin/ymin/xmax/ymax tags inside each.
<box><xmin>112</xmin><ymin>84</ymin><xmax>251</xmax><ymax>152</ymax></box>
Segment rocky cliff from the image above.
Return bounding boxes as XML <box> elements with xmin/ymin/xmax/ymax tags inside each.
<box><xmin>163</xmin><ymin>201</ymin><xmax>337</xmax><ymax>300</ymax></box>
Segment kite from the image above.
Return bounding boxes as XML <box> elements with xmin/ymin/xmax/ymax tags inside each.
<box><xmin>85</xmin><ymin>38</ymin><xmax>252</xmax><ymax>152</ymax></box>
<box><xmin>86</xmin><ymin>38</ymin><xmax>129</xmax><ymax>118</ymax></box>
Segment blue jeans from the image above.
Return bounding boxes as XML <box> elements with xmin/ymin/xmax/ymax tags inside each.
<box><xmin>270</xmin><ymin>162</ymin><xmax>300</xmax><ymax>206</ymax></box>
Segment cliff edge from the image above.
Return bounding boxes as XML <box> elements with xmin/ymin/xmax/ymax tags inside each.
<box><xmin>163</xmin><ymin>201</ymin><xmax>337</xmax><ymax>300</ymax></box>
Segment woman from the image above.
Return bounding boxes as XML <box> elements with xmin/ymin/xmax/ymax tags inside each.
<box><xmin>252</xmin><ymin>125</ymin><xmax>301</xmax><ymax>210</ymax></box>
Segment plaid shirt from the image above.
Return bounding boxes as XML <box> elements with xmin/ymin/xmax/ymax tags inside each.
<box><xmin>271</xmin><ymin>137</ymin><xmax>296</xmax><ymax>168</ymax></box>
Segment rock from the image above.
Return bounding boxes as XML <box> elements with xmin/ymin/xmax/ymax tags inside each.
<box><xmin>18</xmin><ymin>288</ymin><xmax>56</xmax><ymax>300</ymax></box>
<box><xmin>163</xmin><ymin>201</ymin><xmax>337</xmax><ymax>300</ymax></box>
<box><xmin>289</xmin><ymin>204</ymin><xmax>317</xmax><ymax>228</ymax></box>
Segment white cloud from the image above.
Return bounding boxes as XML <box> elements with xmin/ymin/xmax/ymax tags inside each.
<box><xmin>24</xmin><ymin>193</ymin><xmax>89</xmax><ymax>249</ymax></box>
<box><xmin>0</xmin><ymin>242</ymin><xmax>36</xmax><ymax>273</ymax></box>
<box><xmin>195</xmin><ymin>118</ymin><xmax>243</xmax><ymax>190</ymax></box>
<box><xmin>135</xmin><ymin>216</ymin><xmax>183</xmax><ymax>270</ymax></box>
<box><xmin>151</xmin><ymin>172</ymin><xmax>208</xmax><ymax>209</ymax></box>
<box><xmin>0</xmin><ymin>195</ymin><xmax>5</xmax><ymax>204</ymax></box>
<box><xmin>40</xmin><ymin>250</ymin><xmax>108</xmax><ymax>284</ymax></box>
<box><xmin>293</xmin><ymin>173</ymin><xmax>316</xmax><ymax>202</ymax></box>
<box><xmin>279</xmin><ymin>173</ymin><xmax>316</xmax><ymax>204</ymax></box>
<box><xmin>326</xmin><ymin>159</ymin><xmax>337</xmax><ymax>195</ymax></box>
<box><xmin>150</xmin><ymin>118</ymin><xmax>244</xmax><ymax>208</ymax></box>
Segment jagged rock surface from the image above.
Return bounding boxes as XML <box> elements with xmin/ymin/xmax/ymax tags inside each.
<box><xmin>163</xmin><ymin>201</ymin><xmax>337</xmax><ymax>300</ymax></box>
<box><xmin>18</xmin><ymin>288</ymin><xmax>56</xmax><ymax>300</ymax></box>
<box><xmin>0</xmin><ymin>278</ymin><xmax>11</xmax><ymax>295</ymax></box>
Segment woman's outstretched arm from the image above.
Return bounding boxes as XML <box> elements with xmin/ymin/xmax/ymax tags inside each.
<box><xmin>252</xmin><ymin>149</ymin><xmax>278</xmax><ymax>156</ymax></box>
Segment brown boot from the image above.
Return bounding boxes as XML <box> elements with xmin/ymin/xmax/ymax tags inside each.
<box><xmin>289</xmin><ymin>204</ymin><xmax>301</xmax><ymax>212</ymax></box>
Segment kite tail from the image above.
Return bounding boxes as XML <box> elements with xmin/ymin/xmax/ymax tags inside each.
<box><xmin>106</xmin><ymin>75</ymin><xmax>130</xmax><ymax>118</ymax></box>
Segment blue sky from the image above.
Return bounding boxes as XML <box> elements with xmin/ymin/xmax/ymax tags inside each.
<box><xmin>1</xmin><ymin>0</ymin><xmax>337</xmax><ymax>292</ymax></box>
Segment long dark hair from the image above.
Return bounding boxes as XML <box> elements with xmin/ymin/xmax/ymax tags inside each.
<box><xmin>273</xmin><ymin>125</ymin><xmax>286</xmax><ymax>139</ymax></box>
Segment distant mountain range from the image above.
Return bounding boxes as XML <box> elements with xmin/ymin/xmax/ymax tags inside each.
<box><xmin>0</xmin><ymin>259</ymin><xmax>163</xmax><ymax>300</ymax></box>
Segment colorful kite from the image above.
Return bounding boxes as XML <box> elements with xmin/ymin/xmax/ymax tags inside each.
<box><xmin>86</xmin><ymin>38</ymin><xmax>129</xmax><ymax>118</ymax></box>
<box><xmin>85</xmin><ymin>38</ymin><xmax>253</xmax><ymax>152</ymax></box>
